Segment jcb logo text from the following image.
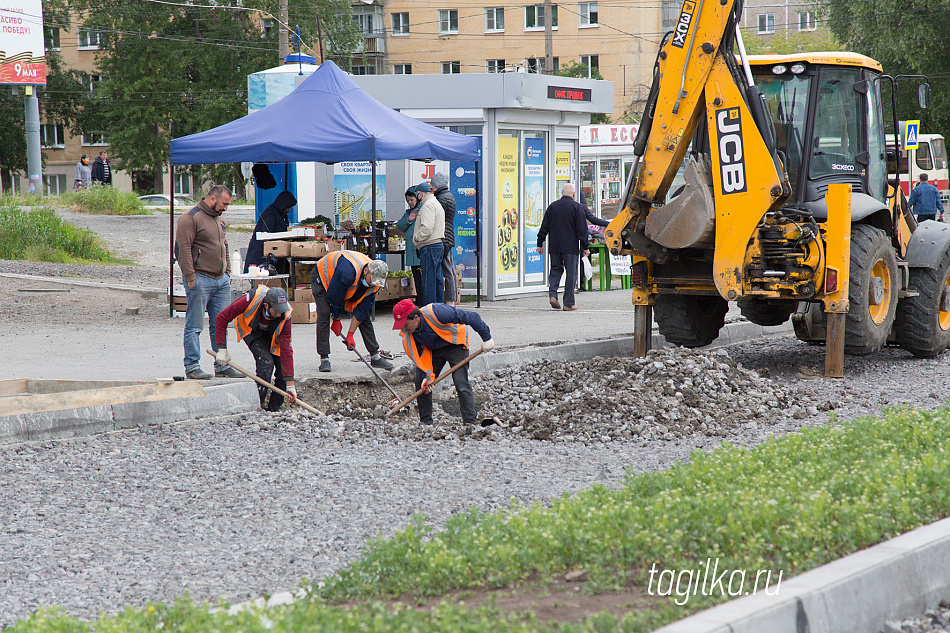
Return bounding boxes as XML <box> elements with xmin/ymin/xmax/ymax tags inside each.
<box><xmin>716</xmin><ymin>108</ymin><xmax>747</xmax><ymax>194</ymax></box>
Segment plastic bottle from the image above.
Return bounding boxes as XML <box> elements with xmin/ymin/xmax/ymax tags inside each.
<box><xmin>231</xmin><ymin>249</ymin><xmax>242</xmax><ymax>274</ymax></box>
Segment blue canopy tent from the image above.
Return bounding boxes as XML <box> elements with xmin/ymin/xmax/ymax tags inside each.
<box><xmin>167</xmin><ymin>60</ymin><xmax>482</xmax><ymax>314</ymax></box>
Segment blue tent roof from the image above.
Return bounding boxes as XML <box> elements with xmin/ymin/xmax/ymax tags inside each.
<box><xmin>170</xmin><ymin>60</ymin><xmax>479</xmax><ymax>165</ymax></box>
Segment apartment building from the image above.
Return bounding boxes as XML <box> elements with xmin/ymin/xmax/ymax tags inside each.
<box><xmin>739</xmin><ymin>0</ymin><xmax>832</xmax><ymax>49</ymax></box>
<box><xmin>349</xmin><ymin>1</ymin><xmax>663</xmax><ymax>121</ymax></box>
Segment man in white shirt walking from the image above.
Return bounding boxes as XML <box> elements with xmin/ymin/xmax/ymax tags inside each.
<box><xmin>412</xmin><ymin>182</ymin><xmax>445</xmax><ymax>306</ymax></box>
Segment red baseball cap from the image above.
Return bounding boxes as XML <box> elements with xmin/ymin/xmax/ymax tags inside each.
<box><xmin>392</xmin><ymin>299</ymin><xmax>416</xmax><ymax>330</ymax></box>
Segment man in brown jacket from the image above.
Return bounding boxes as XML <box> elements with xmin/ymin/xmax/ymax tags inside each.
<box><xmin>176</xmin><ymin>185</ymin><xmax>241</xmax><ymax>379</ymax></box>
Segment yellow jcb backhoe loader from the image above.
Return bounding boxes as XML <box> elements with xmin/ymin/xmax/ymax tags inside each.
<box><xmin>605</xmin><ymin>0</ymin><xmax>950</xmax><ymax>375</ymax></box>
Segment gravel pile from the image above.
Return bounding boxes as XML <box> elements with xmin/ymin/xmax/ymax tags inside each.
<box><xmin>881</xmin><ymin>604</ymin><xmax>950</xmax><ymax>633</ymax></box>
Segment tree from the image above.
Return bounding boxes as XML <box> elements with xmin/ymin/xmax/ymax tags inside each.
<box><xmin>556</xmin><ymin>61</ymin><xmax>610</xmax><ymax>124</ymax></box>
<box><xmin>69</xmin><ymin>0</ymin><xmax>360</xmax><ymax>195</ymax></box>
<box><xmin>823</xmin><ymin>0</ymin><xmax>950</xmax><ymax>138</ymax></box>
<box><xmin>741</xmin><ymin>28</ymin><xmax>842</xmax><ymax>56</ymax></box>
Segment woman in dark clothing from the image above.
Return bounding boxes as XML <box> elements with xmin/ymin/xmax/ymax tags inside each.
<box><xmin>243</xmin><ymin>191</ymin><xmax>297</xmax><ymax>273</ymax></box>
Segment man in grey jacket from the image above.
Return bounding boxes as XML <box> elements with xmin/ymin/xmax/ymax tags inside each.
<box><xmin>431</xmin><ymin>172</ymin><xmax>458</xmax><ymax>305</ymax></box>
<box><xmin>413</xmin><ymin>182</ymin><xmax>445</xmax><ymax>306</ymax></box>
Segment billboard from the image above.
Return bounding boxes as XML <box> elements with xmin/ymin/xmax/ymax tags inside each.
<box><xmin>0</xmin><ymin>0</ymin><xmax>46</xmax><ymax>85</ymax></box>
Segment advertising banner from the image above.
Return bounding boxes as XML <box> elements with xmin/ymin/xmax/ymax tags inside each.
<box><xmin>497</xmin><ymin>136</ymin><xmax>520</xmax><ymax>283</ymax></box>
<box><xmin>523</xmin><ymin>137</ymin><xmax>545</xmax><ymax>283</ymax></box>
<box><xmin>555</xmin><ymin>151</ymin><xmax>571</xmax><ymax>182</ymax></box>
<box><xmin>332</xmin><ymin>161</ymin><xmax>386</xmax><ymax>228</ymax></box>
<box><xmin>0</xmin><ymin>0</ymin><xmax>46</xmax><ymax>85</ymax></box>
<box><xmin>449</xmin><ymin>136</ymin><xmax>482</xmax><ymax>282</ymax></box>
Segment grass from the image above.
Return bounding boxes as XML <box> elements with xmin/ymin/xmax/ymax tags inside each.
<box><xmin>58</xmin><ymin>186</ymin><xmax>149</xmax><ymax>215</ymax></box>
<box><xmin>6</xmin><ymin>407</ymin><xmax>950</xmax><ymax>632</ymax></box>
<box><xmin>0</xmin><ymin>204</ymin><xmax>121</xmax><ymax>263</ymax></box>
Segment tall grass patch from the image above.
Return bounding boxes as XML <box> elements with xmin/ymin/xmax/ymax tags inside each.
<box><xmin>58</xmin><ymin>186</ymin><xmax>148</xmax><ymax>215</ymax></box>
<box><xmin>0</xmin><ymin>205</ymin><xmax>119</xmax><ymax>263</ymax></box>
<box><xmin>315</xmin><ymin>408</ymin><xmax>950</xmax><ymax>603</ymax></box>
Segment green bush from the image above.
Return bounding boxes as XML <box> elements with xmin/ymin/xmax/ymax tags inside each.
<box><xmin>0</xmin><ymin>205</ymin><xmax>119</xmax><ymax>263</ymax></box>
<box><xmin>58</xmin><ymin>186</ymin><xmax>148</xmax><ymax>215</ymax></box>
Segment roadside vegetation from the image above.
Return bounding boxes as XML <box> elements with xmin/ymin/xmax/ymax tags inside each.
<box><xmin>6</xmin><ymin>407</ymin><xmax>950</xmax><ymax>632</ymax></box>
<box><xmin>0</xmin><ymin>204</ymin><xmax>121</xmax><ymax>263</ymax></box>
<box><xmin>57</xmin><ymin>186</ymin><xmax>148</xmax><ymax>216</ymax></box>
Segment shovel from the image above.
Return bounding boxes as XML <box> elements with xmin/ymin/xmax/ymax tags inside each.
<box><xmin>338</xmin><ymin>332</ymin><xmax>403</xmax><ymax>405</ymax></box>
<box><xmin>206</xmin><ymin>349</ymin><xmax>325</xmax><ymax>416</ymax></box>
<box><xmin>386</xmin><ymin>348</ymin><xmax>483</xmax><ymax>417</ymax></box>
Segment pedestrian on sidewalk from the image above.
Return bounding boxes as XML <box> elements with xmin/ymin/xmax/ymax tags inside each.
<box><xmin>412</xmin><ymin>182</ymin><xmax>445</xmax><ymax>306</ymax></box>
<box><xmin>395</xmin><ymin>186</ymin><xmax>423</xmax><ymax>305</ymax></box>
<box><xmin>73</xmin><ymin>155</ymin><xmax>91</xmax><ymax>190</ymax></box>
<box><xmin>214</xmin><ymin>286</ymin><xmax>297</xmax><ymax>410</ymax></box>
<box><xmin>175</xmin><ymin>185</ymin><xmax>239</xmax><ymax>380</ymax></box>
<box><xmin>431</xmin><ymin>172</ymin><xmax>458</xmax><ymax>305</ymax></box>
<box><xmin>312</xmin><ymin>250</ymin><xmax>393</xmax><ymax>373</ymax></box>
<box><xmin>90</xmin><ymin>150</ymin><xmax>112</xmax><ymax>186</ymax></box>
<box><xmin>536</xmin><ymin>183</ymin><xmax>589</xmax><ymax>311</ymax></box>
<box><xmin>909</xmin><ymin>173</ymin><xmax>944</xmax><ymax>222</ymax></box>
<box><xmin>243</xmin><ymin>190</ymin><xmax>297</xmax><ymax>273</ymax></box>
<box><xmin>392</xmin><ymin>298</ymin><xmax>494</xmax><ymax>426</ymax></box>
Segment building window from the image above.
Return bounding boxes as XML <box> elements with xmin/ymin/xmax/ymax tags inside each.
<box><xmin>579</xmin><ymin>54</ymin><xmax>599</xmax><ymax>77</ymax></box>
<box><xmin>486</xmin><ymin>59</ymin><xmax>506</xmax><ymax>73</ymax></box>
<box><xmin>441</xmin><ymin>61</ymin><xmax>461</xmax><ymax>74</ymax></box>
<box><xmin>43</xmin><ymin>174</ymin><xmax>68</xmax><ymax>196</ymax></box>
<box><xmin>439</xmin><ymin>9</ymin><xmax>459</xmax><ymax>34</ymax></box>
<box><xmin>757</xmin><ymin>13</ymin><xmax>775</xmax><ymax>34</ymax></box>
<box><xmin>84</xmin><ymin>74</ymin><xmax>102</xmax><ymax>92</ymax></box>
<box><xmin>40</xmin><ymin>123</ymin><xmax>65</xmax><ymax>148</ymax></box>
<box><xmin>579</xmin><ymin>2</ymin><xmax>598</xmax><ymax>26</ymax></box>
<box><xmin>394</xmin><ymin>63</ymin><xmax>412</xmax><ymax>74</ymax></box>
<box><xmin>46</xmin><ymin>27</ymin><xmax>61</xmax><ymax>51</ymax></box>
<box><xmin>525</xmin><ymin>4</ymin><xmax>557</xmax><ymax>29</ymax></box>
<box><xmin>82</xmin><ymin>132</ymin><xmax>107</xmax><ymax>146</ymax></box>
<box><xmin>485</xmin><ymin>7</ymin><xmax>504</xmax><ymax>31</ymax></box>
<box><xmin>174</xmin><ymin>173</ymin><xmax>190</xmax><ymax>196</ymax></box>
<box><xmin>78</xmin><ymin>25</ymin><xmax>103</xmax><ymax>49</ymax></box>
<box><xmin>351</xmin><ymin>65</ymin><xmax>376</xmax><ymax>75</ymax></box>
<box><xmin>662</xmin><ymin>0</ymin><xmax>679</xmax><ymax>29</ymax></box>
<box><xmin>261</xmin><ymin>18</ymin><xmax>274</xmax><ymax>37</ymax></box>
<box><xmin>354</xmin><ymin>13</ymin><xmax>375</xmax><ymax>36</ymax></box>
<box><xmin>392</xmin><ymin>12</ymin><xmax>409</xmax><ymax>35</ymax></box>
<box><xmin>799</xmin><ymin>11</ymin><xmax>817</xmax><ymax>31</ymax></box>
<box><xmin>526</xmin><ymin>56</ymin><xmax>558</xmax><ymax>73</ymax></box>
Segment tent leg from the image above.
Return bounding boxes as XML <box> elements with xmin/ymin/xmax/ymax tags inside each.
<box><xmin>169</xmin><ymin>162</ymin><xmax>175</xmax><ymax>318</ymax></box>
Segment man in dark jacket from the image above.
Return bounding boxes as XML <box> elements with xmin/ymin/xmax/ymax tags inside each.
<box><xmin>431</xmin><ymin>172</ymin><xmax>458</xmax><ymax>304</ymax></box>
<box><xmin>90</xmin><ymin>150</ymin><xmax>112</xmax><ymax>185</ymax></box>
<box><xmin>536</xmin><ymin>183</ymin><xmax>589</xmax><ymax>311</ymax></box>
<box><xmin>243</xmin><ymin>191</ymin><xmax>297</xmax><ymax>272</ymax></box>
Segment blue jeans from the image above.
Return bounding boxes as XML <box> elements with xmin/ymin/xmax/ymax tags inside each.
<box><xmin>418</xmin><ymin>242</ymin><xmax>444</xmax><ymax>306</ymax></box>
<box><xmin>183</xmin><ymin>273</ymin><xmax>231</xmax><ymax>372</ymax></box>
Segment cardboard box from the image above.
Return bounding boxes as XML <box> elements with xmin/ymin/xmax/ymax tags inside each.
<box><xmin>293</xmin><ymin>287</ymin><xmax>314</xmax><ymax>303</ymax></box>
<box><xmin>254</xmin><ymin>277</ymin><xmax>287</xmax><ymax>290</ymax></box>
<box><xmin>328</xmin><ymin>240</ymin><xmax>342</xmax><ymax>252</ymax></box>
<box><xmin>290</xmin><ymin>241</ymin><xmax>331</xmax><ymax>259</ymax></box>
<box><xmin>290</xmin><ymin>301</ymin><xmax>317</xmax><ymax>324</ymax></box>
<box><xmin>264</xmin><ymin>241</ymin><xmax>291</xmax><ymax>257</ymax></box>
<box><xmin>168</xmin><ymin>284</ymin><xmax>187</xmax><ymax>312</ymax></box>
<box><xmin>398</xmin><ymin>276</ymin><xmax>416</xmax><ymax>297</ymax></box>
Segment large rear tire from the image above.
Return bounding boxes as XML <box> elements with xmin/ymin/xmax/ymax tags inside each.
<box><xmin>895</xmin><ymin>245</ymin><xmax>950</xmax><ymax>357</ymax></box>
<box><xmin>845</xmin><ymin>224</ymin><xmax>898</xmax><ymax>355</ymax></box>
<box><xmin>654</xmin><ymin>294</ymin><xmax>728</xmax><ymax>348</ymax></box>
<box><xmin>738</xmin><ymin>298</ymin><xmax>798</xmax><ymax>326</ymax></box>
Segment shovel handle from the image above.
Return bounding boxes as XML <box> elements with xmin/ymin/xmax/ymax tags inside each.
<box><xmin>387</xmin><ymin>348</ymin><xmax>483</xmax><ymax>417</ymax></box>
<box><xmin>206</xmin><ymin>350</ymin><xmax>325</xmax><ymax>416</ymax></box>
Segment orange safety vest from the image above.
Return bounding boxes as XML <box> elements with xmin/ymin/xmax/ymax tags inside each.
<box><xmin>400</xmin><ymin>305</ymin><xmax>469</xmax><ymax>381</ymax></box>
<box><xmin>234</xmin><ymin>285</ymin><xmax>292</xmax><ymax>356</ymax></box>
<box><xmin>315</xmin><ymin>250</ymin><xmax>378</xmax><ymax>313</ymax></box>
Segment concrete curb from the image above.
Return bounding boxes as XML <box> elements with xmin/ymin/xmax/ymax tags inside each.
<box><xmin>656</xmin><ymin>518</ymin><xmax>950</xmax><ymax>633</ymax></box>
<box><xmin>0</xmin><ymin>382</ymin><xmax>259</xmax><ymax>445</ymax></box>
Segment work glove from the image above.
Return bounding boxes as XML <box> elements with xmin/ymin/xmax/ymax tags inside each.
<box><xmin>216</xmin><ymin>348</ymin><xmax>231</xmax><ymax>364</ymax></box>
<box><xmin>331</xmin><ymin>319</ymin><xmax>343</xmax><ymax>336</ymax></box>
<box><xmin>421</xmin><ymin>378</ymin><xmax>434</xmax><ymax>393</ymax></box>
<box><xmin>286</xmin><ymin>383</ymin><xmax>297</xmax><ymax>403</ymax></box>
<box><xmin>345</xmin><ymin>332</ymin><xmax>356</xmax><ymax>351</ymax></box>
<box><xmin>481</xmin><ymin>339</ymin><xmax>495</xmax><ymax>352</ymax></box>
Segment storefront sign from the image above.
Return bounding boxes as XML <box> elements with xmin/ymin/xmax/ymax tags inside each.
<box><xmin>0</xmin><ymin>0</ymin><xmax>46</xmax><ymax>85</ymax></box>
<box><xmin>332</xmin><ymin>161</ymin><xmax>386</xmax><ymax>229</ymax></box>
<box><xmin>580</xmin><ymin>124</ymin><xmax>639</xmax><ymax>147</ymax></box>
<box><xmin>449</xmin><ymin>138</ymin><xmax>481</xmax><ymax>282</ymax></box>
<box><xmin>523</xmin><ymin>137</ymin><xmax>545</xmax><ymax>283</ymax></box>
<box><xmin>555</xmin><ymin>152</ymin><xmax>571</xmax><ymax>181</ymax></box>
<box><xmin>610</xmin><ymin>253</ymin><xmax>632</xmax><ymax>276</ymax></box>
<box><xmin>497</xmin><ymin>136</ymin><xmax>520</xmax><ymax>283</ymax></box>
<box><xmin>548</xmin><ymin>86</ymin><xmax>591</xmax><ymax>102</ymax></box>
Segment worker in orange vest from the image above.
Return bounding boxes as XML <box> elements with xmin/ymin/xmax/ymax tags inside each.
<box><xmin>215</xmin><ymin>286</ymin><xmax>296</xmax><ymax>411</ymax></box>
<box><xmin>312</xmin><ymin>250</ymin><xmax>393</xmax><ymax>373</ymax></box>
<box><xmin>392</xmin><ymin>298</ymin><xmax>494</xmax><ymax>426</ymax></box>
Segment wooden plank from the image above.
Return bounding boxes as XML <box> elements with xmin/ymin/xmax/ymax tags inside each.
<box><xmin>0</xmin><ymin>379</ymin><xmax>29</xmax><ymax>397</ymax></box>
<box><xmin>0</xmin><ymin>381</ymin><xmax>207</xmax><ymax>417</ymax></box>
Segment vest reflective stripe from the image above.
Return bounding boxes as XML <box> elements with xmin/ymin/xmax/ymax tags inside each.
<box><xmin>234</xmin><ymin>285</ymin><xmax>291</xmax><ymax>356</ymax></box>
<box><xmin>419</xmin><ymin>305</ymin><xmax>469</xmax><ymax>348</ymax></box>
<box><xmin>315</xmin><ymin>250</ymin><xmax>378</xmax><ymax>312</ymax></box>
<box><xmin>401</xmin><ymin>332</ymin><xmax>435</xmax><ymax>382</ymax></box>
